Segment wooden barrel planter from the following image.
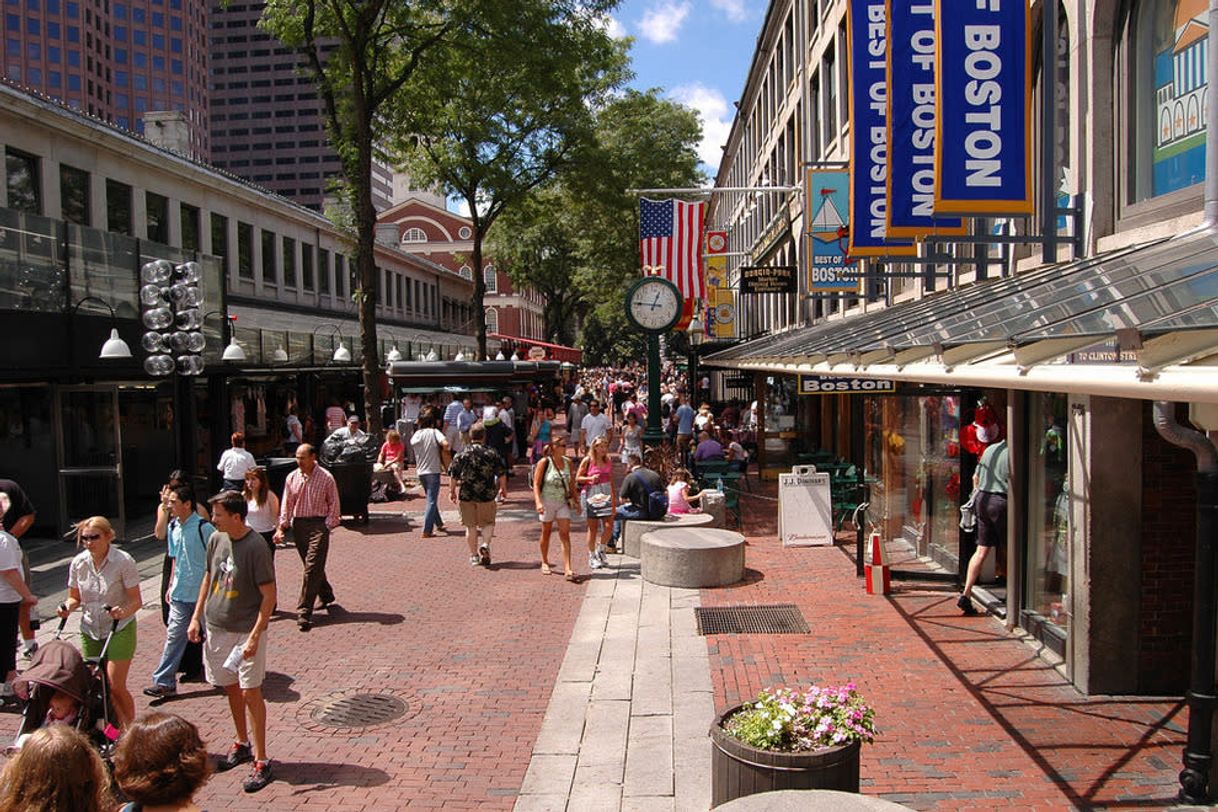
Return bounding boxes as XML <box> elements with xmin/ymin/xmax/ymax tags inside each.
<box><xmin>710</xmin><ymin>705</ymin><xmax>861</xmax><ymax>808</ymax></box>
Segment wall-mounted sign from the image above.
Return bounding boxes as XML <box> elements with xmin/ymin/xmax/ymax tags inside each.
<box><xmin>846</xmin><ymin>0</ymin><xmax>915</xmax><ymax>256</ymax></box>
<box><xmin>886</xmin><ymin>1</ymin><xmax>966</xmax><ymax>239</ymax></box>
<box><xmin>934</xmin><ymin>0</ymin><xmax>1033</xmax><ymax>214</ymax></box>
<box><xmin>527</xmin><ymin>345</ymin><xmax>547</xmax><ymax>360</ymax></box>
<box><xmin>706</xmin><ymin>231</ymin><xmax>728</xmax><ymax>254</ymax></box>
<box><xmin>798</xmin><ymin>375</ymin><xmax>896</xmax><ymax>395</ymax></box>
<box><xmin>805</xmin><ymin>166</ymin><xmax>859</xmax><ymax>294</ymax></box>
<box><xmin>740</xmin><ymin>265</ymin><xmax>797</xmax><ymax>295</ymax></box>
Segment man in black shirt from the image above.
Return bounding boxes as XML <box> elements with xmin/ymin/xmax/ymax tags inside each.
<box><xmin>448</xmin><ymin>424</ymin><xmax>508</xmax><ymax>567</ymax></box>
<box><xmin>611</xmin><ymin>454</ymin><xmax>664</xmax><ymax>548</ymax></box>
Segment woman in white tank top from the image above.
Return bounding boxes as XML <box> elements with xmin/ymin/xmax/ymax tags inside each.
<box><xmin>243</xmin><ymin>468</ymin><xmax>280</xmax><ymax>550</ymax></box>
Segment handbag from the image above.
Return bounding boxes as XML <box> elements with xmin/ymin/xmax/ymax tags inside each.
<box><xmin>959</xmin><ymin>491</ymin><xmax>978</xmax><ymax>532</ymax></box>
<box><xmin>584</xmin><ymin>482</ymin><xmax>614</xmax><ymax>519</ymax></box>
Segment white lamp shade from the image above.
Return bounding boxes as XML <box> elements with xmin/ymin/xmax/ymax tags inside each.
<box><xmin>387</xmin><ymin>345</ymin><xmax>403</xmax><ymax>363</ymax></box>
<box><xmin>332</xmin><ymin>341</ymin><xmax>352</xmax><ymax>363</ymax></box>
<box><xmin>271</xmin><ymin>346</ymin><xmax>289</xmax><ymax>363</ymax></box>
<box><xmin>495</xmin><ymin>351</ymin><xmax>506</xmax><ymax>361</ymax></box>
<box><xmin>100</xmin><ymin>328</ymin><xmax>133</xmax><ymax>359</ymax></box>
<box><xmin>454</xmin><ymin>351</ymin><xmax>466</xmax><ymax>361</ymax></box>
<box><xmin>426</xmin><ymin>348</ymin><xmax>439</xmax><ymax>362</ymax></box>
<box><xmin>688</xmin><ymin>316</ymin><xmax>705</xmax><ymax>346</ymax></box>
<box><xmin>222</xmin><ymin>337</ymin><xmax>247</xmax><ymax>362</ymax></box>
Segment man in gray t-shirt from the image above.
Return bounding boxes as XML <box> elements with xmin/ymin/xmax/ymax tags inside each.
<box><xmin>188</xmin><ymin>491</ymin><xmax>277</xmax><ymax>793</ymax></box>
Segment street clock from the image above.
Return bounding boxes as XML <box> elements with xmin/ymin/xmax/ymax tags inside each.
<box><xmin>625</xmin><ymin>276</ymin><xmax>682</xmax><ymax>333</ymax></box>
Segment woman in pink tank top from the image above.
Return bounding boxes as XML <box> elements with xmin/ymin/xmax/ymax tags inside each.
<box><xmin>576</xmin><ymin>437</ymin><xmax>617</xmax><ymax>569</ymax></box>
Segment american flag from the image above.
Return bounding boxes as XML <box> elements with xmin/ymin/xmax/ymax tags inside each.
<box><xmin>639</xmin><ymin>198</ymin><xmax>705</xmax><ymax>300</ymax></box>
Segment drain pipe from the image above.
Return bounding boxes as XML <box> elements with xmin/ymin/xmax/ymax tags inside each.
<box><xmin>1153</xmin><ymin>402</ymin><xmax>1218</xmax><ymax>804</ymax></box>
<box><xmin>1207</xmin><ymin>0</ymin><xmax>1218</xmax><ymax>227</ymax></box>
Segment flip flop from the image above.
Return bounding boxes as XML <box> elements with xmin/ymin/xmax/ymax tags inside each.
<box><xmin>541</xmin><ymin>563</ymin><xmax>552</xmax><ymax>575</ymax></box>
<box><xmin>565</xmin><ymin>572</ymin><xmax>577</xmax><ymax>583</ymax></box>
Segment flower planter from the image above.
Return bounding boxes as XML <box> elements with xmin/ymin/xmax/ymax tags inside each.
<box><xmin>710</xmin><ymin>704</ymin><xmax>861</xmax><ymax>808</ymax></box>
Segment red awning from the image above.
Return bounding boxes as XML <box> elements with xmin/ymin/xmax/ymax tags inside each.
<box><xmin>488</xmin><ymin>333</ymin><xmax>582</xmax><ymax>362</ymax></box>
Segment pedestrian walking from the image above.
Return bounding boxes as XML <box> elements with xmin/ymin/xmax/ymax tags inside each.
<box><xmin>533</xmin><ymin>434</ymin><xmax>579</xmax><ymax>582</ymax></box>
<box><xmin>567</xmin><ymin>397</ymin><xmax>588</xmax><ymax>456</ymax></box>
<box><xmin>411</xmin><ymin>409</ymin><xmax>450</xmax><ymax>538</ymax></box>
<box><xmin>483</xmin><ymin>406</ymin><xmax>514</xmax><ymax>489</ymax></box>
<box><xmin>528</xmin><ymin>405</ymin><xmax>555</xmax><ymax>465</ymax></box>
<box><xmin>114</xmin><ymin>712</ymin><xmax>212</xmax><ymax>810</ymax></box>
<box><xmin>284</xmin><ymin>407</ymin><xmax>303</xmax><ymax>455</ymax></box>
<box><xmin>456</xmin><ymin>398</ymin><xmax>478</xmax><ymax>448</ymax></box>
<box><xmin>143</xmin><ymin>486</ymin><xmax>215</xmax><ymax>699</ymax></box>
<box><xmin>576</xmin><ymin>436</ymin><xmax>616</xmax><ymax>566</ymax></box>
<box><xmin>442</xmin><ymin>394</ymin><xmax>465</xmax><ymax>454</ymax></box>
<box><xmin>217</xmin><ymin>433</ymin><xmax>257</xmax><ymax>493</ymax></box>
<box><xmin>579</xmin><ymin>400</ymin><xmax>612</xmax><ymax>453</ymax></box>
<box><xmin>0</xmin><ymin>478</ymin><xmax>38</xmax><ymax>659</ymax></box>
<box><xmin>0</xmin><ymin>492</ymin><xmax>38</xmax><ymax>696</ymax></box>
<box><xmin>674</xmin><ymin>395</ymin><xmax>696</xmax><ymax>454</ymax></box>
<box><xmin>399</xmin><ymin>393</ymin><xmax>422</xmax><ymax>464</ymax></box>
<box><xmin>620</xmin><ymin>411</ymin><xmax>644</xmax><ymax>465</ymax></box>
<box><xmin>243</xmin><ymin>467</ymin><xmax>280</xmax><ymax>552</ymax></box>
<box><xmin>958</xmin><ymin>437</ymin><xmax>1009</xmax><ymax>616</ymax></box>
<box><xmin>323</xmin><ymin>399</ymin><xmax>347</xmax><ymax>433</ymax></box>
<box><xmin>154</xmin><ymin>472</ymin><xmax>207</xmax><ymax>682</ymax></box>
<box><xmin>188</xmin><ymin>491</ymin><xmax>276</xmax><ymax>793</ymax></box>
<box><xmin>448</xmin><ymin>423</ymin><xmax>507</xmax><ymax>567</ymax></box>
<box><xmin>274</xmin><ymin>444</ymin><xmax>339</xmax><ymax>631</ymax></box>
<box><xmin>58</xmin><ymin>516</ymin><xmax>141</xmax><ymax>729</ymax></box>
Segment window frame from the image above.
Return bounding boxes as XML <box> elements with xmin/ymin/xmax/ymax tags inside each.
<box><xmin>59</xmin><ymin>163</ymin><xmax>90</xmax><ymax>225</ymax></box>
<box><xmin>5</xmin><ymin>148</ymin><xmax>42</xmax><ymax>215</ymax></box>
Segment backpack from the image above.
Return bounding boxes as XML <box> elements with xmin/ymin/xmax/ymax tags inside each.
<box><xmin>637</xmin><ymin>473</ymin><xmax>668</xmax><ymax>520</ymax></box>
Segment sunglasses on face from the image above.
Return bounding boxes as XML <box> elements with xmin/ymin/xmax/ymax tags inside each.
<box><xmin>80</xmin><ymin>533</ymin><xmax>103</xmax><ymax>541</ymax></box>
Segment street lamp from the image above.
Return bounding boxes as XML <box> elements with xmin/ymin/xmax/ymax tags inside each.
<box><xmin>687</xmin><ymin>311</ymin><xmax>705</xmax><ymax>401</ymax></box>
<box><xmin>203</xmin><ymin>311</ymin><xmax>246</xmax><ymax>362</ymax></box>
<box><xmin>495</xmin><ymin>350</ymin><xmax>506</xmax><ymax>361</ymax></box>
<box><xmin>312</xmin><ymin>323</ymin><xmax>351</xmax><ymax>363</ymax></box>
<box><xmin>70</xmin><ymin>296</ymin><xmax>133</xmax><ymax>359</ymax></box>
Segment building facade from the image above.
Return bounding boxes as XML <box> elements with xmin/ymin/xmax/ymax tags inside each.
<box><xmin>0</xmin><ymin>81</ymin><xmax>474</xmax><ymax>537</ymax></box>
<box><xmin>707</xmin><ymin>0</ymin><xmax>1216</xmax><ymax>699</ymax></box>
<box><xmin>1</xmin><ymin>0</ymin><xmax>210</xmax><ymax>156</ymax></box>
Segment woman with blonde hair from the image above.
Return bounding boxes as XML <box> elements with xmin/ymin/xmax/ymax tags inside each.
<box><xmin>576</xmin><ymin>436</ymin><xmax>616</xmax><ymax>569</ymax></box>
<box><xmin>532</xmin><ymin>433</ymin><xmax>578</xmax><ymax>581</ymax></box>
<box><xmin>0</xmin><ymin>725</ymin><xmax>112</xmax><ymax>811</ymax></box>
<box><xmin>114</xmin><ymin>713</ymin><xmax>212</xmax><ymax>811</ymax></box>
<box><xmin>57</xmin><ymin>516</ymin><xmax>141</xmax><ymax>729</ymax></box>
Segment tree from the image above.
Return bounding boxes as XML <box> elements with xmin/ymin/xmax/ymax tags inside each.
<box><xmin>489</xmin><ymin>89</ymin><xmax>703</xmax><ymax>360</ymax></box>
<box><xmin>392</xmin><ymin>1</ymin><xmax>627</xmax><ymax>359</ymax></box>
<box><xmin>260</xmin><ymin>0</ymin><xmax>469</xmax><ymax>434</ymax></box>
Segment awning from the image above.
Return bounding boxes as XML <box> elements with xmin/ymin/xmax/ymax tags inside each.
<box><xmin>487</xmin><ymin>332</ymin><xmax>582</xmax><ymax>362</ymax></box>
<box><xmin>705</xmin><ymin>228</ymin><xmax>1218</xmax><ymax>403</ymax></box>
<box><xmin>386</xmin><ymin>360</ymin><xmax>561</xmax><ymax>388</ymax></box>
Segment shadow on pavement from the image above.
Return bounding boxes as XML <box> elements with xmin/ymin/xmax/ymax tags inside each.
<box><xmin>261</xmin><ymin>671</ymin><xmax>301</xmax><ymax>703</ymax></box>
<box><xmin>273</xmin><ymin>761</ymin><xmax>392</xmax><ymax>794</ymax></box>
<box><xmin>312</xmin><ymin>606</ymin><xmax>404</xmax><ymax>627</ymax></box>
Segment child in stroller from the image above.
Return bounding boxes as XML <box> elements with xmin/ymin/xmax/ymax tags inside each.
<box><xmin>8</xmin><ymin>630</ymin><xmax>118</xmax><ymax>757</ymax></box>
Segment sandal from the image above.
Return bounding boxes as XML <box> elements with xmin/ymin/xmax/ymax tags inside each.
<box><xmin>540</xmin><ymin>563</ymin><xmax>552</xmax><ymax>575</ymax></box>
<box><xmin>565</xmin><ymin>572</ymin><xmax>577</xmax><ymax>583</ymax></box>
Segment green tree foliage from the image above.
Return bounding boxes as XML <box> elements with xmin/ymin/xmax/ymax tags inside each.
<box><xmin>260</xmin><ymin>0</ymin><xmax>468</xmax><ymax>433</ymax></box>
<box><xmin>489</xmin><ymin>88</ymin><xmax>703</xmax><ymax>364</ymax></box>
<box><xmin>391</xmin><ymin>1</ymin><xmax>628</xmax><ymax>359</ymax></box>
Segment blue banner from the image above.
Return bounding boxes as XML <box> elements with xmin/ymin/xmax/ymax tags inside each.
<box><xmin>886</xmin><ymin>1</ymin><xmax>965</xmax><ymax>238</ymax></box>
<box><xmin>805</xmin><ymin>167</ymin><xmax>859</xmax><ymax>294</ymax></box>
<box><xmin>934</xmin><ymin>0</ymin><xmax>1033</xmax><ymax>214</ymax></box>
<box><xmin>847</xmin><ymin>0</ymin><xmax>915</xmax><ymax>256</ymax></box>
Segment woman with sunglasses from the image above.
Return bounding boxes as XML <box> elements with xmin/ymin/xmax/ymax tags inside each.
<box><xmin>532</xmin><ymin>433</ymin><xmax>579</xmax><ymax>581</ymax></box>
<box><xmin>57</xmin><ymin>516</ymin><xmax>142</xmax><ymax>728</ymax></box>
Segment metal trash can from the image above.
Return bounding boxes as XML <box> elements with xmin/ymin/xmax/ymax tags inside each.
<box><xmin>325</xmin><ymin>461</ymin><xmax>373</xmax><ymax>524</ymax></box>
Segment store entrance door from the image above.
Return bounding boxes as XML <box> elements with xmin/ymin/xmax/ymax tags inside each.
<box><xmin>55</xmin><ymin>386</ymin><xmax>125</xmax><ymax>538</ymax></box>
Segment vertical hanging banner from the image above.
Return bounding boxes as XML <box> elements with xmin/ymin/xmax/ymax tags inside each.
<box><xmin>704</xmin><ymin>233</ymin><xmax>736</xmax><ymax>338</ymax></box>
<box><xmin>847</xmin><ymin>0</ymin><xmax>916</xmax><ymax>256</ymax></box>
<box><xmin>804</xmin><ymin>166</ymin><xmax>859</xmax><ymax>293</ymax></box>
<box><xmin>885</xmin><ymin>1</ymin><xmax>966</xmax><ymax>238</ymax></box>
<box><xmin>933</xmin><ymin>0</ymin><xmax>1033</xmax><ymax>214</ymax></box>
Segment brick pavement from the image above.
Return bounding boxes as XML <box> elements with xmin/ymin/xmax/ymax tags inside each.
<box><xmin>3</xmin><ymin>483</ymin><xmax>587</xmax><ymax>811</ymax></box>
<box><xmin>704</xmin><ymin>482</ymin><xmax>1194</xmax><ymax>811</ymax></box>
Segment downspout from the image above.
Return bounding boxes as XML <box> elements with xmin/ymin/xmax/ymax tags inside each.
<box><xmin>1152</xmin><ymin>401</ymin><xmax>1218</xmax><ymax>805</ymax></box>
<box><xmin>1206</xmin><ymin>0</ymin><xmax>1218</xmax><ymax>228</ymax></box>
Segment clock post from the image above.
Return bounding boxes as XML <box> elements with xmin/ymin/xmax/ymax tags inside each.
<box><xmin>625</xmin><ymin>272</ymin><xmax>682</xmax><ymax>448</ymax></box>
<box><xmin>644</xmin><ymin>333</ymin><xmax>664</xmax><ymax>446</ymax></box>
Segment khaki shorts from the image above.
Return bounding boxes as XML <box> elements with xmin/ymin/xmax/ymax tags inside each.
<box><xmin>458</xmin><ymin>500</ymin><xmax>497</xmax><ymax>528</ymax></box>
<box><xmin>204</xmin><ymin>627</ymin><xmax>267</xmax><ymax>690</ymax></box>
<box><xmin>539</xmin><ymin>499</ymin><xmax>572</xmax><ymax>524</ymax></box>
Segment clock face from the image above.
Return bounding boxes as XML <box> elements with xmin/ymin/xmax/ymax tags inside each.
<box><xmin>626</xmin><ymin>278</ymin><xmax>682</xmax><ymax>333</ymax></box>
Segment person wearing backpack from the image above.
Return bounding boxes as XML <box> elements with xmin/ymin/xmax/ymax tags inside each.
<box><xmin>610</xmin><ymin>453</ymin><xmax>666</xmax><ymax>549</ymax></box>
<box><xmin>533</xmin><ymin>433</ymin><xmax>579</xmax><ymax>582</ymax></box>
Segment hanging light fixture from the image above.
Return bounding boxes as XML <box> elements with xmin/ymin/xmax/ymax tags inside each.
<box><xmin>332</xmin><ymin>339</ymin><xmax>352</xmax><ymax>363</ymax></box>
<box><xmin>426</xmin><ymin>347</ymin><xmax>439</xmax><ymax>362</ymax></box>
<box><xmin>454</xmin><ymin>350</ymin><xmax>466</xmax><ymax>361</ymax></box>
<box><xmin>495</xmin><ymin>351</ymin><xmax>506</xmax><ymax>361</ymax></box>
<box><xmin>271</xmin><ymin>346</ymin><xmax>289</xmax><ymax>363</ymax></box>
<box><xmin>71</xmin><ymin>296</ymin><xmax>134</xmax><ymax>359</ymax></box>
<box><xmin>387</xmin><ymin>344</ymin><xmax>403</xmax><ymax>363</ymax></box>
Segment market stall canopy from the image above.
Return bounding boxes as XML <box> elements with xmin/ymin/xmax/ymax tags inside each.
<box><xmin>705</xmin><ymin>227</ymin><xmax>1218</xmax><ymax>404</ymax></box>
<box><xmin>387</xmin><ymin>360</ymin><xmax>561</xmax><ymax>389</ymax></box>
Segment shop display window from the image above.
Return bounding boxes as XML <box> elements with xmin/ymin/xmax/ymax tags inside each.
<box><xmin>1026</xmin><ymin>393</ymin><xmax>1069</xmax><ymax>633</ymax></box>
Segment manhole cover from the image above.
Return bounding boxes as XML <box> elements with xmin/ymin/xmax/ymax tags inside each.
<box><xmin>695</xmin><ymin>604</ymin><xmax>810</xmax><ymax>635</ymax></box>
<box><xmin>309</xmin><ymin>692</ymin><xmax>408</xmax><ymax>729</ymax></box>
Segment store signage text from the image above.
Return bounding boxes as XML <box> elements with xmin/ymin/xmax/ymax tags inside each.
<box><xmin>740</xmin><ymin>265</ymin><xmax>797</xmax><ymax>295</ymax></box>
<box><xmin>805</xmin><ymin>166</ymin><xmax>860</xmax><ymax>294</ymax></box>
<box><xmin>933</xmin><ymin>0</ymin><xmax>1033</xmax><ymax>214</ymax></box>
<box><xmin>799</xmin><ymin>376</ymin><xmax>896</xmax><ymax>395</ymax></box>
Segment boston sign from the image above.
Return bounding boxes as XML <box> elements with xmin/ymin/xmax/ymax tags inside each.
<box><xmin>798</xmin><ymin>376</ymin><xmax>896</xmax><ymax>395</ymax></box>
<box><xmin>934</xmin><ymin>0</ymin><xmax>1033</xmax><ymax>214</ymax></box>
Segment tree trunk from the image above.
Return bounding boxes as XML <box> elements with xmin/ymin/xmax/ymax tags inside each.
<box><xmin>470</xmin><ymin>206</ymin><xmax>488</xmax><ymax>360</ymax></box>
<box><xmin>354</xmin><ymin>110</ymin><xmax>382</xmax><ymax>435</ymax></box>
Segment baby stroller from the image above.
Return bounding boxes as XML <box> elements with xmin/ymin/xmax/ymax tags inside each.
<box><xmin>9</xmin><ymin>613</ymin><xmax>119</xmax><ymax>761</ymax></box>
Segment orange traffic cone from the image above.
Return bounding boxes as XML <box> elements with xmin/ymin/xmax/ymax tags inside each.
<box><xmin>864</xmin><ymin>531</ymin><xmax>890</xmax><ymax>595</ymax></box>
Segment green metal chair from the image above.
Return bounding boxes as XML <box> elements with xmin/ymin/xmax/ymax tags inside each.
<box><xmin>831</xmin><ymin>465</ymin><xmax>864</xmax><ymax>531</ymax></box>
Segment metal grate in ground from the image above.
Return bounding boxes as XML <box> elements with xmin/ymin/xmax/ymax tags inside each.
<box><xmin>309</xmin><ymin>692</ymin><xmax>409</xmax><ymax>730</ymax></box>
<box><xmin>694</xmin><ymin>604</ymin><xmax>810</xmax><ymax>635</ymax></box>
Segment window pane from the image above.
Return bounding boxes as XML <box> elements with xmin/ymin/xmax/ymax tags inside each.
<box><xmin>145</xmin><ymin>191</ymin><xmax>168</xmax><ymax>242</ymax></box>
<box><xmin>105</xmin><ymin>178</ymin><xmax>132</xmax><ymax>235</ymax></box>
<box><xmin>261</xmin><ymin>229</ymin><xmax>276</xmax><ymax>284</ymax></box>
<box><xmin>282</xmin><ymin>236</ymin><xmax>295</xmax><ymax>286</ymax></box>
<box><xmin>236</xmin><ymin>221</ymin><xmax>252</xmax><ymax>279</ymax></box>
<box><xmin>318</xmin><ymin>247</ymin><xmax>330</xmax><ymax>293</ymax></box>
<box><xmin>334</xmin><ymin>254</ymin><xmax>344</xmax><ymax>298</ymax></box>
<box><xmin>59</xmin><ymin>163</ymin><xmax>90</xmax><ymax>225</ymax></box>
<box><xmin>180</xmin><ymin>203</ymin><xmax>199</xmax><ymax>251</ymax></box>
<box><xmin>301</xmin><ymin>242</ymin><xmax>313</xmax><ymax>290</ymax></box>
<box><xmin>210</xmin><ymin>212</ymin><xmax>229</xmax><ymax>274</ymax></box>
<box><xmin>1026</xmin><ymin>393</ymin><xmax>1069</xmax><ymax>634</ymax></box>
<box><xmin>5</xmin><ymin>149</ymin><xmax>41</xmax><ymax>214</ymax></box>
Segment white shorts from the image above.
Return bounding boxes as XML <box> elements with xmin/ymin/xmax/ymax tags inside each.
<box><xmin>539</xmin><ymin>499</ymin><xmax>572</xmax><ymax>524</ymax></box>
<box><xmin>204</xmin><ymin>627</ymin><xmax>268</xmax><ymax>690</ymax></box>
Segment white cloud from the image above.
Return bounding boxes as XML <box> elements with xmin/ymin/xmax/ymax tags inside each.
<box><xmin>671</xmin><ymin>83</ymin><xmax>734</xmax><ymax>172</ymax></box>
<box><xmin>638</xmin><ymin>1</ymin><xmax>691</xmax><ymax>44</ymax></box>
<box><xmin>599</xmin><ymin>14</ymin><xmax>626</xmax><ymax>39</ymax></box>
<box><xmin>448</xmin><ymin>197</ymin><xmax>470</xmax><ymax>217</ymax></box>
<box><xmin>709</xmin><ymin>0</ymin><xmax>748</xmax><ymax>23</ymax></box>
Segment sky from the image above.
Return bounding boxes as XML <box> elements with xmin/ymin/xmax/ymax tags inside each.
<box><xmin>608</xmin><ymin>0</ymin><xmax>766</xmax><ymax>180</ymax></box>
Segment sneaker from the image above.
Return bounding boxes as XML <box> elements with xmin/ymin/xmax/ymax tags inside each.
<box><xmin>588</xmin><ymin>552</ymin><xmax>602</xmax><ymax>570</ymax></box>
<box><xmin>956</xmin><ymin>595</ymin><xmax>979</xmax><ymax>616</ymax></box>
<box><xmin>21</xmin><ymin>641</ymin><xmax>37</xmax><ymax>659</ymax></box>
<box><xmin>217</xmin><ymin>741</ymin><xmax>253</xmax><ymax>772</ymax></box>
<box><xmin>595</xmin><ymin>544</ymin><xmax>608</xmax><ymax>565</ymax></box>
<box><xmin>242</xmin><ymin>760</ymin><xmax>273</xmax><ymax>793</ymax></box>
<box><xmin>143</xmin><ymin>684</ymin><xmax>177</xmax><ymax>698</ymax></box>
<box><xmin>470</xmin><ymin>555</ymin><xmax>481</xmax><ymax>567</ymax></box>
<box><xmin>478</xmin><ymin>543</ymin><xmax>491</xmax><ymax>566</ymax></box>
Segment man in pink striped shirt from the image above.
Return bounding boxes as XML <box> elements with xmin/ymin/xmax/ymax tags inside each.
<box><xmin>274</xmin><ymin>445</ymin><xmax>340</xmax><ymax>632</ymax></box>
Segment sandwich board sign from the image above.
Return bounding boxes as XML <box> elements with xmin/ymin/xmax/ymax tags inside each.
<box><xmin>778</xmin><ymin>466</ymin><xmax>834</xmax><ymax>547</ymax></box>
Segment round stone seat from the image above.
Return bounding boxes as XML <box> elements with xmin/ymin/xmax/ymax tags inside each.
<box><xmin>639</xmin><ymin>527</ymin><xmax>745</xmax><ymax>588</ymax></box>
<box><xmin>622</xmin><ymin>512</ymin><xmax>716</xmax><ymax>558</ymax></box>
<box><xmin>716</xmin><ymin>790</ymin><xmax>914</xmax><ymax>811</ymax></box>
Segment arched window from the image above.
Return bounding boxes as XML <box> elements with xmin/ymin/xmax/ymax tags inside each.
<box><xmin>401</xmin><ymin>227</ymin><xmax>427</xmax><ymax>243</ymax></box>
<box><xmin>1126</xmin><ymin>0</ymin><xmax>1208</xmax><ymax>203</ymax></box>
<box><xmin>483</xmin><ymin>264</ymin><xmax>498</xmax><ymax>293</ymax></box>
<box><xmin>459</xmin><ymin>265</ymin><xmax>473</xmax><ymax>280</ymax></box>
<box><xmin>485</xmin><ymin>307</ymin><xmax>499</xmax><ymax>333</ymax></box>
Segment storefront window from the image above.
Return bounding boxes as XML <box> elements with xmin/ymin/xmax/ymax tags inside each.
<box><xmin>1026</xmin><ymin>393</ymin><xmax>1069</xmax><ymax>635</ymax></box>
<box><xmin>863</xmin><ymin>393</ymin><xmax>962</xmax><ymax>570</ymax></box>
<box><xmin>762</xmin><ymin>375</ymin><xmax>798</xmax><ymax>468</ymax></box>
